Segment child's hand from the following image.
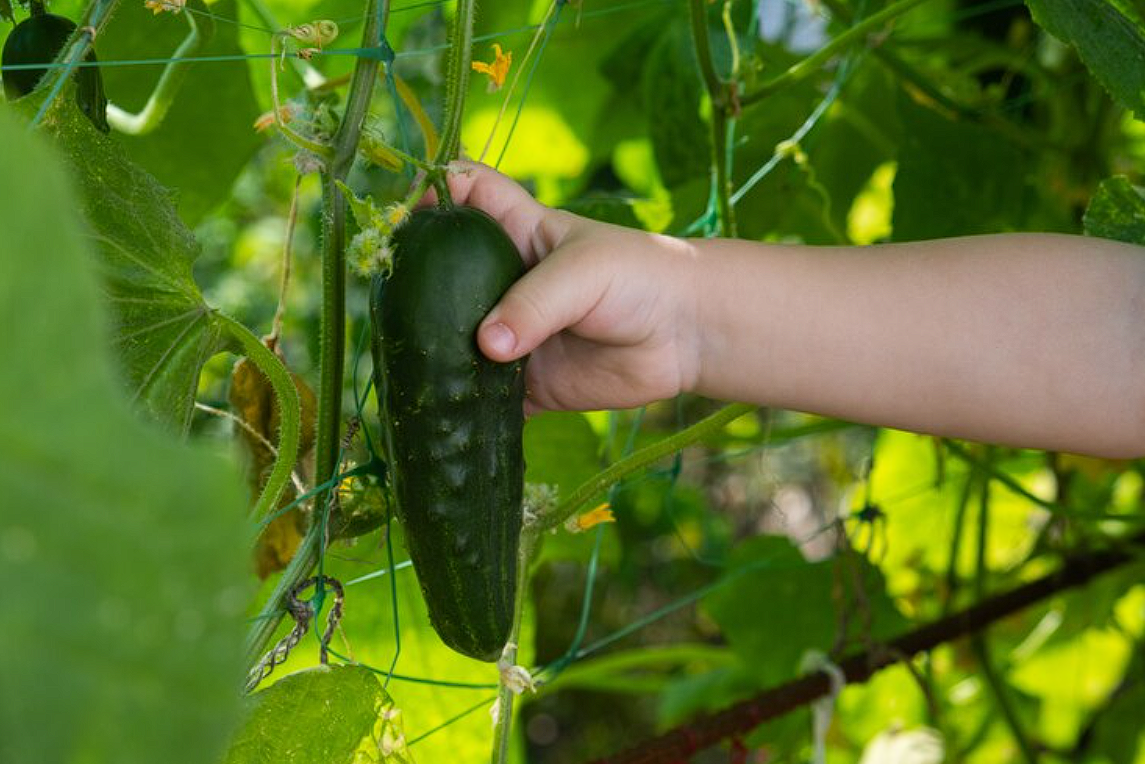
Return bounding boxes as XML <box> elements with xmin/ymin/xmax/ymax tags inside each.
<box><xmin>437</xmin><ymin>161</ymin><xmax>701</xmax><ymax>414</ymax></box>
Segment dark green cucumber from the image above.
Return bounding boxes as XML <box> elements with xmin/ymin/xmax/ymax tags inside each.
<box><xmin>2</xmin><ymin>10</ymin><xmax>110</xmax><ymax>132</ymax></box>
<box><xmin>370</xmin><ymin>205</ymin><xmax>526</xmax><ymax>662</ymax></box>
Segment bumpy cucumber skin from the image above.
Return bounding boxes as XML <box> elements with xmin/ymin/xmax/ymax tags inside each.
<box><xmin>370</xmin><ymin>205</ymin><xmax>526</xmax><ymax>662</ymax></box>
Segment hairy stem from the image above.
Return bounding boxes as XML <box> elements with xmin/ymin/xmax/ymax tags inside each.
<box><xmin>543</xmin><ymin>403</ymin><xmax>756</xmax><ymax>533</ymax></box>
<box><xmin>434</xmin><ymin>0</ymin><xmax>476</xmax><ymax>164</ymax></box>
<box><xmin>244</xmin><ymin>0</ymin><xmax>388</xmax><ymax>668</ymax></box>
<box><xmin>688</xmin><ymin>0</ymin><xmax>736</xmax><ymax>236</ymax></box>
<box><xmin>491</xmin><ymin>530</ymin><xmax>539</xmax><ymax>764</ymax></box>
<box><xmin>216</xmin><ymin>313</ymin><xmax>302</xmax><ymax>522</ymax></box>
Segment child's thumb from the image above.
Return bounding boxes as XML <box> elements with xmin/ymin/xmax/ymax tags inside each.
<box><xmin>477</xmin><ymin>253</ymin><xmax>600</xmax><ymax>361</ymax></box>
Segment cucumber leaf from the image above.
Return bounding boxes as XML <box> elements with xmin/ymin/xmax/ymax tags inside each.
<box><xmin>1025</xmin><ymin>0</ymin><xmax>1145</xmax><ymax>119</ymax></box>
<box><xmin>225</xmin><ymin>666</ymin><xmax>409</xmax><ymax>764</ymax></box>
<box><xmin>23</xmin><ymin>94</ymin><xmax>230</xmax><ymax>433</ymax></box>
<box><xmin>703</xmin><ymin>535</ymin><xmax>908</xmax><ymax>687</ymax></box>
<box><xmin>1084</xmin><ymin>175</ymin><xmax>1145</xmax><ymax>245</ymax></box>
<box><xmin>98</xmin><ymin>0</ymin><xmax>261</xmax><ymax>225</ymax></box>
<box><xmin>0</xmin><ymin>107</ymin><xmax>250</xmax><ymax>764</ymax></box>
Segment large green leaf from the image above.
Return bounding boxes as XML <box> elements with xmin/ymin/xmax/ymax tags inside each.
<box><xmin>26</xmin><ymin>96</ymin><xmax>229</xmax><ymax>432</ymax></box>
<box><xmin>703</xmin><ymin>535</ymin><xmax>908</xmax><ymax>687</ymax></box>
<box><xmin>261</xmin><ymin>528</ymin><xmax>503</xmax><ymax>763</ymax></box>
<box><xmin>99</xmin><ymin>0</ymin><xmax>262</xmax><ymax>224</ymax></box>
<box><xmin>1025</xmin><ymin>0</ymin><xmax>1145</xmax><ymax>120</ymax></box>
<box><xmin>0</xmin><ymin>108</ymin><xmax>250</xmax><ymax>764</ymax></box>
<box><xmin>226</xmin><ymin>666</ymin><xmax>406</xmax><ymax>764</ymax></box>
<box><xmin>1084</xmin><ymin>175</ymin><xmax>1145</xmax><ymax>244</ymax></box>
<box><xmin>641</xmin><ymin>21</ymin><xmax>710</xmax><ymax>189</ymax></box>
<box><xmin>892</xmin><ymin>95</ymin><xmax>1028</xmax><ymax>240</ymax></box>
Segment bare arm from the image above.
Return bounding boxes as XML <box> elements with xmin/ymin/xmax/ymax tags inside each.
<box><xmin>441</xmin><ymin>162</ymin><xmax>1145</xmax><ymax>458</ymax></box>
<box><xmin>693</xmin><ymin>234</ymin><xmax>1145</xmax><ymax>458</ymax></box>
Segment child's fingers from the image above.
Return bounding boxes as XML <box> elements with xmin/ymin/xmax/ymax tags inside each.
<box><xmin>477</xmin><ymin>249</ymin><xmax>605</xmax><ymax>362</ymax></box>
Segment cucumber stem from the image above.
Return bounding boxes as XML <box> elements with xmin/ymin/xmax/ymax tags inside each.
<box><xmin>491</xmin><ymin>530</ymin><xmax>538</xmax><ymax>764</ymax></box>
<box><xmin>434</xmin><ymin>0</ymin><xmax>476</xmax><ymax>164</ymax></box>
<box><xmin>541</xmin><ymin>403</ymin><xmax>758</xmax><ymax>533</ymax></box>
<box><xmin>28</xmin><ymin>0</ymin><xmax>119</xmax><ymax>131</ymax></box>
<box><xmin>244</xmin><ymin>0</ymin><xmax>389</xmax><ymax>670</ymax></box>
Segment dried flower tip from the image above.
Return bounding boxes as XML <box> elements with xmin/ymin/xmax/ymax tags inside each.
<box><xmin>253</xmin><ymin>105</ymin><xmax>294</xmax><ymax>133</ymax></box>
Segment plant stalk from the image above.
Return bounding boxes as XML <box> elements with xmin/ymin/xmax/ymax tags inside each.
<box><xmin>244</xmin><ymin>0</ymin><xmax>388</xmax><ymax>668</ymax></box>
<box><xmin>688</xmin><ymin>0</ymin><xmax>736</xmax><ymax>236</ymax></box>
<box><xmin>434</xmin><ymin>0</ymin><xmax>477</xmax><ymax>166</ymax></box>
<box><xmin>28</xmin><ymin>0</ymin><xmax>119</xmax><ymax>130</ymax></box>
<box><xmin>491</xmin><ymin>530</ymin><xmax>539</xmax><ymax>764</ymax></box>
<box><xmin>543</xmin><ymin>403</ymin><xmax>756</xmax><ymax>533</ymax></box>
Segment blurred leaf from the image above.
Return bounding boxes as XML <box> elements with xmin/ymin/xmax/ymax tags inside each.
<box><xmin>1025</xmin><ymin>0</ymin><xmax>1145</xmax><ymax>119</ymax></box>
<box><xmin>562</xmin><ymin>194</ymin><xmax>644</xmax><ymax>228</ymax></box>
<box><xmin>525</xmin><ymin>412</ymin><xmax>601</xmax><ymax>499</ymax></box>
<box><xmin>225</xmin><ymin>666</ymin><xmax>403</xmax><ymax>764</ymax></box>
<box><xmin>25</xmin><ymin>94</ymin><xmax>228</xmax><ymax>433</ymax></box>
<box><xmin>99</xmin><ymin>0</ymin><xmax>261</xmax><ymax>224</ymax></box>
<box><xmin>1087</xmin><ymin>642</ymin><xmax>1145</xmax><ymax>764</ymax></box>
<box><xmin>1084</xmin><ymin>175</ymin><xmax>1145</xmax><ymax>244</ymax></box>
<box><xmin>642</xmin><ymin>21</ymin><xmax>710</xmax><ymax>189</ymax></box>
<box><xmin>546</xmin><ymin>644</ymin><xmax>736</xmax><ymax>696</ymax></box>
<box><xmin>524</xmin><ymin>411</ymin><xmax>617</xmax><ymax>563</ymax></box>
<box><xmin>703</xmin><ymin>535</ymin><xmax>908</xmax><ymax>686</ymax></box>
<box><xmin>892</xmin><ymin>96</ymin><xmax>1028</xmax><ymax>240</ymax></box>
<box><xmin>0</xmin><ymin>107</ymin><xmax>250</xmax><ymax>764</ymax></box>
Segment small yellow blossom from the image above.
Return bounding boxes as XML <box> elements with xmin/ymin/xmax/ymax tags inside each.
<box><xmin>472</xmin><ymin>44</ymin><xmax>512</xmax><ymax>91</ymax></box>
<box><xmin>564</xmin><ymin>503</ymin><xmax>614</xmax><ymax>533</ymax></box>
<box><xmin>144</xmin><ymin>0</ymin><xmax>185</xmax><ymax>14</ymax></box>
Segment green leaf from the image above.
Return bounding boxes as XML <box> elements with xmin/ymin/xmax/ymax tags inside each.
<box><xmin>642</xmin><ymin>22</ymin><xmax>711</xmax><ymax>189</ymax></box>
<box><xmin>703</xmin><ymin>535</ymin><xmax>908</xmax><ymax>686</ymax></box>
<box><xmin>98</xmin><ymin>0</ymin><xmax>262</xmax><ymax>225</ymax></box>
<box><xmin>561</xmin><ymin>194</ymin><xmax>644</xmax><ymax>229</ymax></box>
<box><xmin>525</xmin><ymin>412</ymin><xmax>601</xmax><ymax>498</ymax></box>
<box><xmin>892</xmin><ymin>95</ymin><xmax>1028</xmax><ymax>240</ymax></box>
<box><xmin>262</xmin><ymin>529</ymin><xmax>501</xmax><ymax>764</ymax></box>
<box><xmin>1025</xmin><ymin>0</ymin><xmax>1145</xmax><ymax>119</ymax></box>
<box><xmin>225</xmin><ymin>666</ymin><xmax>400</xmax><ymax>764</ymax></box>
<box><xmin>1084</xmin><ymin>175</ymin><xmax>1145</xmax><ymax>244</ymax></box>
<box><xmin>26</xmin><ymin>95</ymin><xmax>229</xmax><ymax>433</ymax></box>
<box><xmin>0</xmin><ymin>107</ymin><xmax>250</xmax><ymax>764</ymax></box>
<box><xmin>524</xmin><ymin>412</ymin><xmax>616</xmax><ymax>563</ymax></box>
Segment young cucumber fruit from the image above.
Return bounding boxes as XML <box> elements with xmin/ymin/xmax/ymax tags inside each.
<box><xmin>1</xmin><ymin>11</ymin><xmax>109</xmax><ymax>132</ymax></box>
<box><xmin>370</xmin><ymin>205</ymin><xmax>526</xmax><ymax>662</ymax></box>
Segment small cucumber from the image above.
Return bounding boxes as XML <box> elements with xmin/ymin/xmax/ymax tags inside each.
<box><xmin>1</xmin><ymin>10</ymin><xmax>109</xmax><ymax>132</ymax></box>
<box><xmin>370</xmin><ymin>205</ymin><xmax>525</xmax><ymax>662</ymax></box>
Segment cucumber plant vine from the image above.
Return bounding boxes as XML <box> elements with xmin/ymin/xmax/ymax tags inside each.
<box><xmin>11</xmin><ymin>0</ymin><xmax>1145</xmax><ymax>761</ymax></box>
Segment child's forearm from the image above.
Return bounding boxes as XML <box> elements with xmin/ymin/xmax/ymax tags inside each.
<box><xmin>691</xmin><ymin>233</ymin><xmax>1145</xmax><ymax>458</ymax></box>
